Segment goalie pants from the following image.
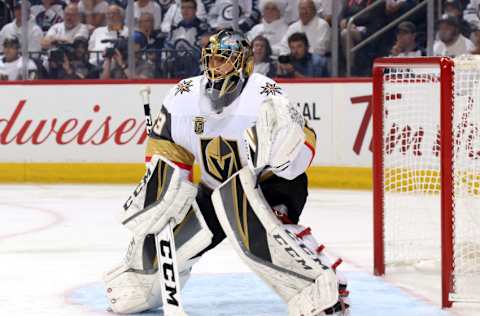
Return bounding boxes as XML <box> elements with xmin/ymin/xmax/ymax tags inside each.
<box><xmin>195</xmin><ymin>172</ymin><xmax>309</xmax><ymax>258</ymax></box>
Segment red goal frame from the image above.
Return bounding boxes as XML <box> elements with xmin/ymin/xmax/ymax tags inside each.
<box><xmin>372</xmin><ymin>57</ymin><xmax>455</xmax><ymax>308</ymax></box>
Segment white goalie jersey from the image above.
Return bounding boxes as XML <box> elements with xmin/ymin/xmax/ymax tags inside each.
<box><xmin>146</xmin><ymin>73</ymin><xmax>317</xmax><ymax>189</ymax></box>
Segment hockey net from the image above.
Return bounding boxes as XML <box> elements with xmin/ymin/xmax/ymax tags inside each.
<box><xmin>373</xmin><ymin>56</ymin><xmax>480</xmax><ymax>307</ymax></box>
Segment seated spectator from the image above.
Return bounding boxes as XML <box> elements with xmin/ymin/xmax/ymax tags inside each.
<box><xmin>159</xmin><ymin>0</ymin><xmax>175</xmax><ymax>18</ymax></box>
<box><xmin>0</xmin><ymin>37</ymin><xmax>38</xmax><ymax>80</ymax></box>
<box><xmin>41</xmin><ymin>4</ymin><xmax>89</xmax><ymax>49</ymax></box>
<box><xmin>31</xmin><ymin>0</ymin><xmax>65</xmax><ymax>33</ymax></box>
<box><xmin>0</xmin><ymin>1</ymin><xmax>43</xmax><ymax>53</ymax></box>
<box><xmin>385</xmin><ymin>0</ymin><xmax>416</xmax><ymax>19</ymax></box>
<box><xmin>127</xmin><ymin>0</ymin><xmax>162</xmax><ymax>31</ymax></box>
<box><xmin>161</xmin><ymin>0</ymin><xmax>207</xmax><ymax>33</ymax></box>
<box><xmin>277</xmin><ymin>32</ymin><xmax>329</xmax><ymax>78</ymax></box>
<box><xmin>207</xmin><ymin>0</ymin><xmax>260</xmax><ymax>33</ymax></box>
<box><xmin>0</xmin><ymin>0</ymin><xmax>13</xmax><ymax>30</ymax></box>
<box><xmin>165</xmin><ymin>0</ymin><xmax>209</xmax><ymax>52</ymax></box>
<box><xmin>318</xmin><ymin>0</ymin><xmax>333</xmax><ymax>24</ymax></box>
<box><xmin>69</xmin><ymin>36</ymin><xmax>99</xmax><ymax>78</ymax></box>
<box><xmin>279</xmin><ymin>0</ymin><xmax>330</xmax><ymax>56</ymax></box>
<box><xmin>163</xmin><ymin>0</ymin><xmax>209</xmax><ymax>77</ymax></box>
<box><xmin>389</xmin><ymin>21</ymin><xmax>424</xmax><ymax>57</ymax></box>
<box><xmin>252</xmin><ymin>35</ymin><xmax>276</xmax><ymax>78</ymax></box>
<box><xmin>471</xmin><ymin>25</ymin><xmax>480</xmax><ymax>54</ymax></box>
<box><xmin>434</xmin><ymin>14</ymin><xmax>474</xmax><ymax>57</ymax></box>
<box><xmin>464</xmin><ymin>0</ymin><xmax>480</xmax><ymax>30</ymax></box>
<box><xmin>247</xmin><ymin>0</ymin><xmax>288</xmax><ymax>57</ymax></box>
<box><xmin>79</xmin><ymin>0</ymin><xmax>108</xmax><ymax>28</ymax></box>
<box><xmin>445</xmin><ymin>0</ymin><xmax>470</xmax><ymax>37</ymax></box>
<box><xmin>136</xmin><ymin>12</ymin><xmax>164</xmax><ymax>50</ymax></box>
<box><xmin>88</xmin><ymin>4</ymin><xmax>128</xmax><ymax>65</ymax></box>
<box><xmin>340</xmin><ymin>0</ymin><xmax>376</xmax><ymax>57</ymax></box>
<box><xmin>101</xmin><ymin>32</ymin><xmax>155</xmax><ymax>79</ymax></box>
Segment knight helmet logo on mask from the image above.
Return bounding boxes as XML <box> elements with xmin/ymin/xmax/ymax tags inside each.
<box><xmin>200</xmin><ymin>137</ymin><xmax>241</xmax><ymax>182</ymax></box>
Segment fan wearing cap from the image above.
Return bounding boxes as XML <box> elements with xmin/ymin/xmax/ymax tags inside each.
<box><xmin>0</xmin><ymin>37</ymin><xmax>37</xmax><ymax>80</ymax></box>
<box><xmin>434</xmin><ymin>14</ymin><xmax>474</xmax><ymax>57</ymax></box>
<box><xmin>247</xmin><ymin>0</ymin><xmax>288</xmax><ymax>57</ymax></box>
<box><xmin>389</xmin><ymin>21</ymin><xmax>424</xmax><ymax>57</ymax></box>
<box><xmin>0</xmin><ymin>1</ymin><xmax>43</xmax><ymax>53</ymax></box>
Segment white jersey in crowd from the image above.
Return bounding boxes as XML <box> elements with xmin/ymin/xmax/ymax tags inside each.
<box><xmin>0</xmin><ymin>19</ymin><xmax>43</xmax><ymax>52</ymax></box>
<box><xmin>208</xmin><ymin>0</ymin><xmax>252</xmax><ymax>30</ymax></box>
<box><xmin>0</xmin><ymin>57</ymin><xmax>37</xmax><ymax>80</ymax></box>
<box><xmin>78</xmin><ymin>0</ymin><xmax>109</xmax><ymax>17</ymax></box>
<box><xmin>433</xmin><ymin>34</ymin><xmax>475</xmax><ymax>57</ymax></box>
<box><xmin>129</xmin><ymin>1</ymin><xmax>162</xmax><ymax>30</ymax></box>
<box><xmin>465</xmin><ymin>0</ymin><xmax>480</xmax><ymax>29</ymax></box>
<box><xmin>31</xmin><ymin>3</ymin><xmax>64</xmax><ymax>32</ymax></box>
<box><xmin>161</xmin><ymin>0</ymin><xmax>207</xmax><ymax>33</ymax></box>
<box><xmin>146</xmin><ymin>73</ymin><xmax>316</xmax><ymax>189</ymax></box>
<box><xmin>45</xmin><ymin>22</ymin><xmax>89</xmax><ymax>43</ymax></box>
<box><xmin>247</xmin><ymin>18</ymin><xmax>288</xmax><ymax>56</ymax></box>
<box><xmin>88</xmin><ymin>26</ymin><xmax>129</xmax><ymax>64</ymax></box>
<box><xmin>279</xmin><ymin>16</ymin><xmax>331</xmax><ymax>56</ymax></box>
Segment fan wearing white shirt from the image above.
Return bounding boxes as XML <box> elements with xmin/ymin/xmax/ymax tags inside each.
<box><xmin>31</xmin><ymin>0</ymin><xmax>65</xmax><ymax>33</ymax></box>
<box><xmin>41</xmin><ymin>4</ymin><xmax>89</xmax><ymax>49</ymax></box>
<box><xmin>0</xmin><ymin>37</ymin><xmax>37</xmax><ymax>80</ymax></box>
<box><xmin>88</xmin><ymin>4</ymin><xmax>128</xmax><ymax>65</ymax></box>
<box><xmin>279</xmin><ymin>0</ymin><xmax>330</xmax><ymax>56</ymax></box>
<box><xmin>434</xmin><ymin>14</ymin><xmax>474</xmax><ymax>57</ymax></box>
<box><xmin>0</xmin><ymin>1</ymin><xmax>43</xmax><ymax>53</ymax></box>
<box><xmin>247</xmin><ymin>0</ymin><xmax>288</xmax><ymax>57</ymax></box>
<box><xmin>127</xmin><ymin>0</ymin><xmax>162</xmax><ymax>31</ymax></box>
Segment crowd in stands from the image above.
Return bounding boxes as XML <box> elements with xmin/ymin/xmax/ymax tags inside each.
<box><xmin>0</xmin><ymin>0</ymin><xmax>479</xmax><ymax>80</ymax></box>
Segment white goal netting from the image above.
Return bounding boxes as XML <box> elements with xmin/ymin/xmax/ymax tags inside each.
<box><xmin>380</xmin><ymin>56</ymin><xmax>480</xmax><ymax>302</ymax></box>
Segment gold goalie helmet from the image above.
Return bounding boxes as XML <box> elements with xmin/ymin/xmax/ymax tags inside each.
<box><xmin>201</xmin><ymin>29</ymin><xmax>253</xmax><ymax>113</ymax></box>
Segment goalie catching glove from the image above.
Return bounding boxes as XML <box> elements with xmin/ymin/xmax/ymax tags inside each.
<box><xmin>245</xmin><ymin>95</ymin><xmax>306</xmax><ymax>174</ymax></box>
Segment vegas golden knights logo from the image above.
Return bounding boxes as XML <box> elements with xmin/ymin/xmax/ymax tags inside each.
<box><xmin>201</xmin><ymin>137</ymin><xmax>241</xmax><ymax>182</ymax></box>
<box><xmin>193</xmin><ymin>117</ymin><xmax>205</xmax><ymax>135</ymax></box>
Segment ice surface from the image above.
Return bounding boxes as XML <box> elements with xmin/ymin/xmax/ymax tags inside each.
<box><xmin>0</xmin><ymin>185</ymin><xmax>475</xmax><ymax>315</ymax></box>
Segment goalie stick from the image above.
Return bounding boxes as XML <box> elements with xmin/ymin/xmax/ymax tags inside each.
<box><xmin>140</xmin><ymin>86</ymin><xmax>188</xmax><ymax>316</ymax></box>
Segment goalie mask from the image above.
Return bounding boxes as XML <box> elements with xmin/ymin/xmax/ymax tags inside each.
<box><xmin>201</xmin><ymin>29</ymin><xmax>253</xmax><ymax>113</ymax></box>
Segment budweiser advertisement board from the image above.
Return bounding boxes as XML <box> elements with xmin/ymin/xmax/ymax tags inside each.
<box><xmin>0</xmin><ymin>81</ymin><xmax>373</xmax><ymax>167</ymax></box>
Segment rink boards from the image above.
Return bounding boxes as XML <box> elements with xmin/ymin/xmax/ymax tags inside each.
<box><xmin>0</xmin><ymin>78</ymin><xmax>373</xmax><ymax>188</ymax></box>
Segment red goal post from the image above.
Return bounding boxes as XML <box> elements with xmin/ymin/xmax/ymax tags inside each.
<box><xmin>372</xmin><ymin>57</ymin><xmax>457</xmax><ymax>308</ymax></box>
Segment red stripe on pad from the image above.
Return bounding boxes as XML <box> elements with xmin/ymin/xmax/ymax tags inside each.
<box><xmin>295</xmin><ymin>227</ymin><xmax>312</xmax><ymax>239</ymax></box>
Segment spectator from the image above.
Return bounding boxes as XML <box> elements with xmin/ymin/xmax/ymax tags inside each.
<box><xmin>136</xmin><ymin>12</ymin><xmax>164</xmax><ymax>50</ymax></box>
<box><xmin>279</xmin><ymin>0</ymin><xmax>330</xmax><ymax>56</ymax></box>
<box><xmin>161</xmin><ymin>0</ymin><xmax>207</xmax><ymax>33</ymax></box>
<box><xmin>0</xmin><ymin>1</ymin><xmax>43</xmax><ymax>53</ymax></box>
<box><xmin>444</xmin><ymin>0</ymin><xmax>470</xmax><ymax>37</ymax></box>
<box><xmin>277</xmin><ymin>32</ymin><xmax>329</xmax><ymax>78</ymax></box>
<box><xmin>88</xmin><ymin>4</ymin><xmax>128</xmax><ymax>65</ymax></box>
<box><xmin>434</xmin><ymin>14</ymin><xmax>474</xmax><ymax>57</ymax></box>
<box><xmin>389</xmin><ymin>21</ymin><xmax>424</xmax><ymax>57</ymax></box>
<box><xmin>252</xmin><ymin>35</ymin><xmax>276</xmax><ymax>77</ymax></box>
<box><xmin>159</xmin><ymin>0</ymin><xmax>175</xmax><ymax>18</ymax></box>
<box><xmin>69</xmin><ymin>36</ymin><xmax>99</xmax><ymax>78</ymax></box>
<box><xmin>317</xmin><ymin>0</ymin><xmax>333</xmax><ymax>24</ymax></box>
<box><xmin>163</xmin><ymin>0</ymin><xmax>209</xmax><ymax>78</ymax></box>
<box><xmin>340</xmin><ymin>0</ymin><xmax>374</xmax><ymax>57</ymax></box>
<box><xmin>0</xmin><ymin>0</ymin><xmax>13</xmax><ymax>30</ymax></box>
<box><xmin>101</xmin><ymin>32</ymin><xmax>155</xmax><ymax>79</ymax></box>
<box><xmin>79</xmin><ymin>0</ymin><xmax>108</xmax><ymax>28</ymax></box>
<box><xmin>464</xmin><ymin>0</ymin><xmax>480</xmax><ymax>30</ymax></box>
<box><xmin>207</xmin><ymin>0</ymin><xmax>260</xmax><ymax>33</ymax></box>
<box><xmin>470</xmin><ymin>25</ymin><xmax>480</xmax><ymax>54</ymax></box>
<box><xmin>41</xmin><ymin>4</ymin><xmax>89</xmax><ymax>49</ymax></box>
<box><xmin>247</xmin><ymin>0</ymin><xmax>288</xmax><ymax>56</ymax></box>
<box><xmin>0</xmin><ymin>37</ymin><xmax>38</xmax><ymax>80</ymax></box>
<box><xmin>385</xmin><ymin>0</ymin><xmax>416</xmax><ymax>19</ymax></box>
<box><xmin>127</xmin><ymin>0</ymin><xmax>162</xmax><ymax>31</ymax></box>
<box><xmin>31</xmin><ymin>0</ymin><xmax>64</xmax><ymax>33</ymax></box>
<box><xmin>164</xmin><ymin>0</ymin><xmax>209</xmax><ymax>52</ymax></box>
